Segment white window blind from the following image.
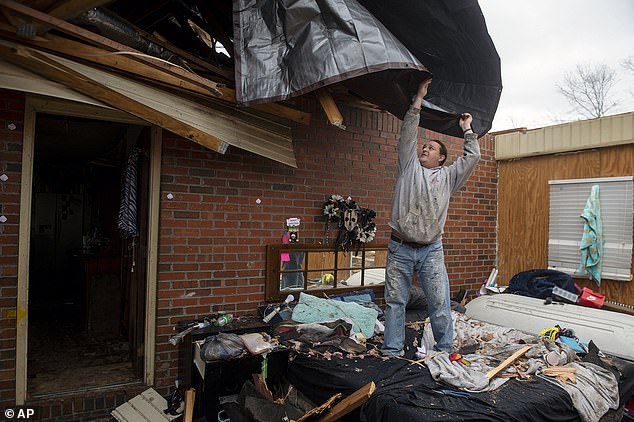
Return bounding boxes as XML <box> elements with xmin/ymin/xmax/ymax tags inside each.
<box><xmin>548</xmin><ymin>176</ymin><xmax>633</xmax><ymax>282</ymax></box>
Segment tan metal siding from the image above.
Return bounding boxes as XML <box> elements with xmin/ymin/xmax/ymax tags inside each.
<box><xmin>495</xmin><ymin>112</ymin><xmax>634</xmax><ymax>160</ymax></box>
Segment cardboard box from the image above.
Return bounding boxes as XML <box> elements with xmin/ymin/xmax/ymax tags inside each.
<box><xmin>578</xmin><ymin>287</ymin><xmax>605</xmax><ymax>309</ymax></box>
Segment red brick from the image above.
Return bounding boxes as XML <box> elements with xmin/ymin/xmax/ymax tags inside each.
<box><xmin>2</xmin><ymin>88</ymin><xmax>496</xmax><ymax>414</ymax></box>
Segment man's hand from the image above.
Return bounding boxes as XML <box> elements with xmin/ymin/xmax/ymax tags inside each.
<box><xmin>417</xmin><ymin>78</ymin><xmax>432</xmax><ymax>98</ymax></box>
<box><xmin>459</xmin><ymin>113</ymin><xmax>473</xmax><ymax>133</ymax></box>
<box><xmin>412</xmin><ymin>78</ymin><xmax>432</xmax><ymax>109</ymax></box>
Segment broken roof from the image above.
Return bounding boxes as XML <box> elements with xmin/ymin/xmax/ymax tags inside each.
<box><xmin>0</xmin><ymin>0</ymin><xmax>501</xmax><ymax>164</ymax></box>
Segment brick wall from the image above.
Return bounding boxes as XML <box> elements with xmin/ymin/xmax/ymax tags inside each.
<box><xmin>0</xmin><ymin>90</ymin><xmax>24</xmax><ymax>410</ymax></box>
<box><xmin>0</xmin><ymin>89</ymin><xmax>497</xmax><ymax>417</ymax></box>
<box><xmin>153</xmin><ymin>99</ymin><xmax>498</xmax><ymax>389</ymax></box>
<box><xmin>444</xmin><ymin>132</ymin><xmax>497</xmax><ymax>289</ymax></box>
<box><xmin>25</xmin><ymin>385</ymin><xmax>146</xmax><ymax>421</ymax></box>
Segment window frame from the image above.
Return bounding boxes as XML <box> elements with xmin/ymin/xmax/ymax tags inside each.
<box><xmin>548</xmin><ymin>176</ymin><xmax>633</xmax><ymax>282</ymax></box>
<box><xmin>264</xmin><ymin>243</ymin><xmax>388</xmax><ymax>301</ymax></box>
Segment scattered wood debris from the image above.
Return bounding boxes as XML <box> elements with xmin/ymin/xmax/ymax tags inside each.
<box><xmin>486</xmin><ymin>345</ymin><xmax>533</xmax><ymax>380</ymax></box>
<box><xmin>542</xmin><ymin>366</ymin><xmax>577</xmax><ymax>384</ymax></box>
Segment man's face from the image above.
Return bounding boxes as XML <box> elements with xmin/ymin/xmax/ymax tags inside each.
<box><xmin>419</xmin><ymin>141</ymin><xmax>445</xmax><ymax>169</ymax></box>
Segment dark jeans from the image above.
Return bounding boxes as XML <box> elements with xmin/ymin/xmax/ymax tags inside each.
<box><xmin>281</xmin><ymin>251</ymin><xmax>305</xmax><ymax>289</ymax></box>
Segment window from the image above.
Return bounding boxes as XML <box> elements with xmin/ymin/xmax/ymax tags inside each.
<box><xmin>265</xmin><ymin>243</ymin><xmax>387</xmax><ymax>301</ymax></box>
<box><xmin>548</xmin><ymin>176</ymin><xmax>633</xmax><ymax>281</ymax></box>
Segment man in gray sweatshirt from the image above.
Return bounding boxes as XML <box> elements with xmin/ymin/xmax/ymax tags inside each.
<box><xmin>381</xmin><ymin>79</ymin><xmax>480</xmax><ymax>356</ymax></box>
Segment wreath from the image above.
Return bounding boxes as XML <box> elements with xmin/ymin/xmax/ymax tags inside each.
<box><xmin>323</xmin><ymin>194</ymin><xmax>377</xmax><ymax>253</ymax></box>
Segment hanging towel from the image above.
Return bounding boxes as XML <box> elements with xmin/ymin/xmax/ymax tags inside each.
<box><xmin>118</xmin><ymin>147</ymin><xmax>141</xmax><ymax>238</ymax></box>
<box><xmin>578</xmin><ymin>185</ymin><xmax>603</xmax><ymax>286</ymax></box>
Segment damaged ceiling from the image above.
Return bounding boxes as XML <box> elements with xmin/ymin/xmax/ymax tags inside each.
<box><xmin>0</xmin><ymin>0</ymin><xmax>501</xmax><ymax>166</ymax></box>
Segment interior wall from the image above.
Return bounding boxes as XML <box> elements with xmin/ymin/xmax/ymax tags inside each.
<box><xmin>497</xmin><ymin>143</ymin><xmax>634</xmax><ymax>305</ymax></box>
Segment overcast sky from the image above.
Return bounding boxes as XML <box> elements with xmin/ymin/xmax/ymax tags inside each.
<box><xmin>478</xmin><ymin>0</ymin><xmax>634</xmax><ymax>132</ymax></box>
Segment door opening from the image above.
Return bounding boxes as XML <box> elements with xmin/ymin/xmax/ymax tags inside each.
<box><xmin>27</xmin><ymin>113</ymin><xmax>148</xmax><ymax>397</ymax></box>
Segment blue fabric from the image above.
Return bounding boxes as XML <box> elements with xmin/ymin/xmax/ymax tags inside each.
<box><xmin>507</xmin><ymin>269</ymin><xmax>576</xmax><ymax>299</ymax></box>
<box><xmin>291</xmin><ymin>293</ymin><xmax>378</xmax><ymax>338</ymax></box>
<box><xmin>382</xmin><ymin>239</ymin><xmax>452</xmax><ymax>355</ymax></box>
<box><xmin>579</xmin><ymin>185</ymin><xmax>603</xmax><ymax>286</ymax></box>
<box><xmin>331</xmin><ymin>289</ymin><xmax>383</xmax><ymax>318</ymax></box>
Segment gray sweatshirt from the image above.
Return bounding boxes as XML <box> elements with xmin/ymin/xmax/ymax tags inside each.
<box><xmin>389</xmin><ymin>105</ymin><xmax>481</xmax><ymax>244</ymax></box>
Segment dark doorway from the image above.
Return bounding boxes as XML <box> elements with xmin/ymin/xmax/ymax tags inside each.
<box><xmin>27</xmin><ymin>114</ymin><xmax>148</xmax><ymax>397</ymax></box>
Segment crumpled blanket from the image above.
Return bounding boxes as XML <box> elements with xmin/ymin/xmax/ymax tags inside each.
<box><xmin>274</xmin><ymin>319</ymin><xmax>366</xmax><ymax>353</ymax></box>
<box><xmin>507</xmin><ymin>269</ymin><xmax>577</xmax><ymax>298</ymax></box>
<box><xmin>539</xmin><ymin>362</ymin><xmax>618</xmax><ymax>422</ymax></box>
<box><xmin>425</xmin><ymin>352</ymin><xmax>508</xmax><ymax>392</ymax></box>
<box><xmin>421</xmin><ymin>312</ymin><xmax>619</xmax><ymax>421</ymax></box>
<box><xmin>423</xmin><ymin>312</ymin><xmax>539</xmax><ymax>392</ymax></box>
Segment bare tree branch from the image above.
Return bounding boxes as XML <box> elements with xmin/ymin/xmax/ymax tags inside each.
<box><xmin>622</xmin><ymin>56</ymin><xmax>634</xmax><ymax>74</ymax></box>
<box><xmin>557</xmin><ymin>64</ymin><xmax>618</xmax><ymax>118</ymax></box>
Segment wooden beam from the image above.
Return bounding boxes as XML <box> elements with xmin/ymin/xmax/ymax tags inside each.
<box><xmin>142</xmin><ymin>28</ymin><xmax>234</xmax><ymax>80</ymax></box>
<box><xmin>315</xmin><ymin>88</ymin><xmax>346</xmax><ymax>129</ymax></box>
<box><xmin>4</xmin><ymin>0</ymin><xmax>114</xmax><ymax>37</ymax></box>
<box><xmin>45</xmin><ymin>0</ymin><xmax>114</xmax><ymax>22</ymax></box>
<box><xmin>1</xmin><ymin>3</ymin><xmax>20</xmax><ymax>25</ymax></box>
<box><xmin>183</xmin><ymin>388</ymin><xmax>196</xmax><ymax>422</ymax></box>
<box><xmin>15</xmin><ymin>33</ymin><xmax>310</xmax><ymax>125</ymax></box>
<box><xmin>196</xmin><ymin>1</ymin><xmax>234</xmax><ymax>58</ymax></box>
<box><xmin>298</xmin><ymin>393</ymin><xmax>342</xmax><ymax>422</ymax></box>
<box><xmin>30</xmin><ymin>33</ymin><xmax>221</xmax><ymax>95</ymax></box>
<box><xmin>317</xmin><ymin>381</ymin><xmax>376</xmax><ymax>422</ymax></box>
<box><xmin>93</xmin><ymin>6</ymin><xmax>234</xmax><ymax>81</ymax></box>
<box><xmin>0</xmin><ymin>0</ymin><xmax>223</xmax><ymax>96</ymax></box>
<box><xmin>0</xmin><ymin>44</ymin><xmax>227</xmax><ymax>153</ymax></box>
<box><xmin>486</xmin><ymin>345</ymin><xmax>533</xmax><ymax>380</ymax></box>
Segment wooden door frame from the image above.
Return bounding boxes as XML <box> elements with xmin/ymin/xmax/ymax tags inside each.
<box><xmin>15</xmin><ymin>95</ymin><xmax>161</xmax><ymax>404</ymax></box>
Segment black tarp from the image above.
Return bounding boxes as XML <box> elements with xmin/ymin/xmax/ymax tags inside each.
<box><xmin>287</xmin><ymin>351</ymin><xmax>578</xmax><ymax>422</ymax></box>
<box><xmin>234</xmin><ymin>0</ymin><xmax>501</xmax><ymax>137</ymax></box>
<box><xmin>286</xmin><ymin>326</ymin><xmax>634</xmax><ymax>421</ymax></box>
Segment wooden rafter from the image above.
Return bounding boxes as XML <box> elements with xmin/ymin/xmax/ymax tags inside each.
<box><xmin>193</xmin><ymin>0</ymin><xmax>234</xmax><ymax>58</ymax></box>
<box><xmin>315</xmin><ymin>88</ymin><xmax>346</xmax><ymax>129</ymax></box>
<box><xmin>31</xmin><ymin>33</ymin><xmax>223</xmax><ymax>93</ymax></box>
<box><xmin>138</xmin><ymin>26</ymin><xmax>234</xmax><ymax>80</ymax></box>
<box><xmin>0</xmin><ymin>43</ymin><xmax>228</xmax><ymax>153</ymax></box>
<box><xmin>44</xmin><ymin>0</ymin><xmax>113</xmax><ymax>24</ymax></box>
<box><xmin>0</xmin><ymin>0</ymin><xmax>223</xmax><ymax>96</ymax></box>
<box><xmin>1</xmin><ymin>30</ymin><xmax>309</xmax><ymax>125</ymax></box>
<box><xmin>3</xmin><ymin>0</ymin><xmax>114</xmax><ymax>35</ymax></box>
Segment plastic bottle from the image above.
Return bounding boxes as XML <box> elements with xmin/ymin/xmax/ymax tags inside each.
<box><xmin>214</xmin><ymin>314</ymin><xmax>233</xmax><ymax>326</ymax></box>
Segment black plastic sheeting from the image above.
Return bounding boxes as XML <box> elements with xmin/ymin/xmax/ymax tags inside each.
<box><xmin>286</xmin><ymin>326</ymin><xmax>634</xmax><ymax>421</ymax></box>
<box><xmin>234</xmin><ymin>0</ymin><xmax>501</xmax><ymax>137</ymax></box>
<box><xmin>288</xmin><ymin>353</ymin><xmax>577</xmax><ymax>422</ymax></box>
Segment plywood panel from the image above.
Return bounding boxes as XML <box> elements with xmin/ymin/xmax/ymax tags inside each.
<box><xmin>497</xmin><ymin>144</ymin><xmax>634</xmax><ymax>305</ymax></box>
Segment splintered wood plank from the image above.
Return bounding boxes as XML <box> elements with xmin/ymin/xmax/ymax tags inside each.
<box><xmin>298</xmin><ymin>393</ymin><xmax>342</xmax><ymax>422</ymax></box>
<box><xmin>0</xmin><ymin>0</ymin><xmax>222</xmax><ymax>96</ymax></box>
<box><xmin>317</xmin><ymin>381</ymin><xmax>376</xmax><ymax>422</ymax></box>
<box><xmin>20</xmin><ymin>33</ymin><xmax>310</xmax><ymax>125</ymax></box>
<box><xmin>486</xmin><ymin>345</ymin><xmax>533</xmax><ymax>380</ymax></box>
<box><xmin>315</xmin><ymin>88</ymin><xmax>346</xmax><ymax>129</ymax></box>
<box><xmin>183</xmin><ymin>388</ymin><xmax>196</xmax><ymax>422</ymax></box>
<box><xmin>0</xmin><ymin>44</ymin><xmax>227</xmax><ymax>153</ymax></box>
